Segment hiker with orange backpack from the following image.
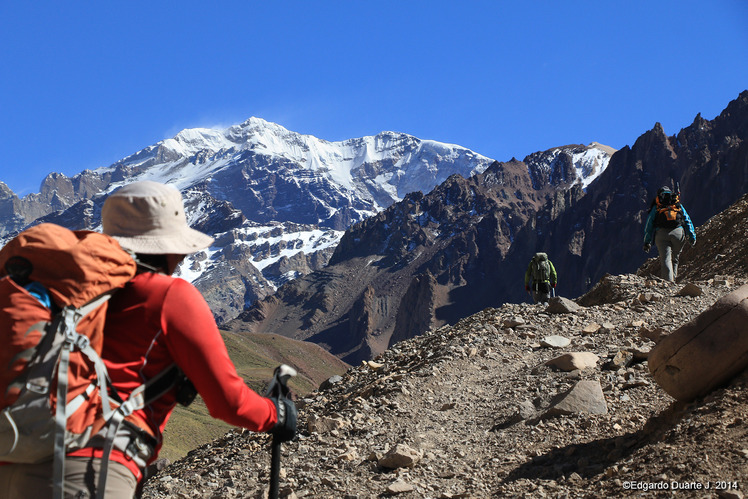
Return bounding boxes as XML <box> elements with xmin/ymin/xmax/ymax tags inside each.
<box><xmin>0</xmin><ymin>224</ymin><xmax>137</xmax><ymax>498</ymax></box>
<box><xmin>643</xmin><ymin>185</ymin><xmax>696</xmax><ymax>282</ymax></box>
<box><xmin>0</xmin><ymin>181</ymin><xmax>297</xmax><ymax>498</ymax></box>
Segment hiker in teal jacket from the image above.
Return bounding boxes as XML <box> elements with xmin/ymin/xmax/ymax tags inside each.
<box><xmin>524</xmin><ymin>252</ymin><xmax>557</xmax><ymax>305</ymax></box>
<box><xmin>643</xmin><ymin>186</ymin><xmax>696</xmax><ymax>282</ymax></box>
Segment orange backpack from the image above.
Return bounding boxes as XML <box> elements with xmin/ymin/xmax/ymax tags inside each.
<box><xmin>0</xmin><ymin>223</ymin><xmax>136</xmax><ymax>495</ymax></box>
<box><xmin>654</xmin><ymin>191</ymin><xmax>685</xmax><ymax>229</ymax></box>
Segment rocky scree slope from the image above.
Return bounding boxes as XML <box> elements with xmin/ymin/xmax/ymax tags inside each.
<box><xmin>141</xmin><ymin>193</ymin><xmax>748</xmax><ymax>498</ymax></box>
<box><xmin>142</xmin><ymin>276</ymin><xmax>745</xmax><ymax>499</ymax></box>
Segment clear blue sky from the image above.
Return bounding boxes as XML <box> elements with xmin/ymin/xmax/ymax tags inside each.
<box><xmin>1</xmin><ymin>1</ymin><xmax>747</xmax><ymax>196</ymax></box>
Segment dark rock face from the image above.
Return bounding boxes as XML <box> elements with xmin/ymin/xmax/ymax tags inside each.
<box><xmin>209</xmin><ymin>152</ymin><xmax>373</xmax><ymax>231</ymax></box>
<box><xmin>0</xmin><ymin>167</ymin><xmax>115</xmax><ymax>239</ymax></box>
<box><xmin>32</xmin><ymin>198</ymin><xmax>100</xmax><ymax>231</ymax></box>
<box><xmin>502</xmin><ymin>90</ymin><xmax>748</xmax><ymax>305</ymax></box>
<box><xmin>192</xmin><ymin>252</ymin><xmax>272</xmax><ymax>325</ymax></box>
<box><xmin>390</xmin><ymin>271</ymin><xmax>438</xmax><ymax>347</ymax></box>
<box><xmin>0</xmin><ymin>183</ymin><xmax>27</xmax><ymax>236</ymax></box>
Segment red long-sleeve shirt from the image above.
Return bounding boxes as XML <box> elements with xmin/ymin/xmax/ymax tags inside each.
<box><xmin>69</xmin><ymin>272</ymin><xmax>276</xmax><ymax>479</ymax></box>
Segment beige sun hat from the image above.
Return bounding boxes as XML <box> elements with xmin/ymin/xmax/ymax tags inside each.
<box><xmin>102</xmin><ymin>181</ymin><xmax>214</xmax><ymax>255</ymax></box>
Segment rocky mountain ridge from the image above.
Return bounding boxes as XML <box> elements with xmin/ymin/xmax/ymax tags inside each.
<box><xmin>0</xmin><ymin>121</ymin><xmax>612</xmax><ymax>324</ymax></box>
<box><xmin>229</xmin><ymin>143</ymin><xmax>608</xmax><ymax>362</ymax></box>
<box><xmin>0</xmin><ymin>121</ymin><xmax>494</xmax><ymax>323</ymax></box>
<box><xmin>0</xmin><ymin>117</ymin><xmax>497</xmax><ymax>235</ymax></box>
<box><xmin>141</xmin><ymin>190</ymin><xmax>748</xmax><ymax>498</ymax></box>
<box><xmin>234</xmin><ymin>91</ymin><xmax>748</xmax><ymax>363</ymax></box>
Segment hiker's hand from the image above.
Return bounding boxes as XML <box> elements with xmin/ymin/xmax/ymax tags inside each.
<box><xmin>552</xmin><ymin>283</ymin><xmax>556</xmax><ymax>288</ymax></box>
<box><xmin>525</xmin><ymin>285</ymin><xmax>530</xmax><ymax>292</ymax></box>
<box><xmin>269</xmin><ymin>396</ymin><xmax>297</xmax><ymax>443</ymax></box>
<box><xmin>643</xmin><ymin>243</ymin><xmax>651</xmax><ymax>253</ymax></box>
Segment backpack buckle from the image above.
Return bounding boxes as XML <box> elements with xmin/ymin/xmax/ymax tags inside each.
<box><xmin>124</xmin><ymin>433</ymin><xmax>154</xmax><ymax>461</ymax></box>
<box><xmin>74</xmin><ymin>334</ymin><xmax>90</xmax><ymax>352</ymax></box>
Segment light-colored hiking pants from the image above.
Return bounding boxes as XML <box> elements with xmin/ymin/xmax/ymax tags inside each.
<box><xmin>654</xmin><ymin>226</ymin><xmax>685</xmax><ymax>282</ymax></box>
<box><xmin>0</xmin><ymin>457</ymin><xmax>137</xmax><ymax>499</ymax></box>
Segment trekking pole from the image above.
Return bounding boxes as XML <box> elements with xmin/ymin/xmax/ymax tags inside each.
<box><xmin>265</xmin><ymin>364</ymin><xmax>297</xmax><ymax>499</ymax></box>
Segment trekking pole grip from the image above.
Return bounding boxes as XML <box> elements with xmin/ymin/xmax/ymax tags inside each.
<box><xmin>266</xmin><ymin>364</ymin><xmax>297</xmax><ymax>499</ymax></box>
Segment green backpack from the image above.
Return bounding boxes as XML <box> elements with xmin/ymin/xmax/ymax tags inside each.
<box><xmin>533</xmin><ymin>253</ymin><xmax>551</xmax><ymax>283</ymax></box>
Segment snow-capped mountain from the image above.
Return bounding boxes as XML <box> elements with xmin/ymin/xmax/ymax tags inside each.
<box><xmin>0</xmin><ymin>117</ymin><xmax>614</xmax><ymax>324</ymax></box>
<box><xmin>525</xmin><ymin>142</ymin><xmax>616</xmax><ymax>190</ymax></box>
<box><xmin>100</xmin><ymin>117</ymin><xmax>496</xmax><ymax>229</ymax></box>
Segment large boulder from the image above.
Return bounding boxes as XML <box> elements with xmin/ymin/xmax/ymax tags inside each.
<box><xmin>648</xmin><ymin>284</ymin><xmax>748</xmax><ymax>401</ymax></box>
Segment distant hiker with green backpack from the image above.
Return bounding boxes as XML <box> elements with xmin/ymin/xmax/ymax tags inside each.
<box><xmin>643</xmin><ymin>185</ymin><xmax>696</xmax><ymax>282</ymax></box>
<box><xmin>524</xmin><ymin>252</ymin><xmax>557</xmax><ymax>305</ymax></box>
<box><xmin>0</xmin><ymin>181</ymin><xmax>297</xmax><ymax>498</ymax></box>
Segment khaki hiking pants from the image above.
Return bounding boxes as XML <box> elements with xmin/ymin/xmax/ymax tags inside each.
<box><xmin>0</xmin><ymin>457</ymin><xmax>137</xmax><ymax>499</ymax></box>
<box><xmin>654</xmin><ymin>226</ymin><xmax>685</xmax><ymax>282</ymax></box>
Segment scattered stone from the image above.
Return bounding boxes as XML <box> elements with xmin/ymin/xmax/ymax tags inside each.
<box><xmin>385</xmin><ymin>480</ymin><xmax>415</xmax><ymax>495</ymax></box>
<box><xmin>677</xmin><ymin>283</ymin><xmax>704</xmax><ymax>297</ymax></box>
<box><xmin>629</xmin><ymin>347</ymin><xmax>650</xmax><ymax>362</ymax></box>
<box><xmin>604</xmin><ymin>350</ymin><xmax>634</xmax><ymax>370</ymax></box>
<box><xmin>717</xmin><ymin>490</ymin><xmax>744</xmax><ymax>499</ymax></box>
<box><xmin>493</xmin><ymin>400</ymin><xmax>537</xmax><ymax>429</ymax></box>
<box><xmin>307</xmin><ymin>414</ymin><xmax>346</xmax><ymax>434</ymax></box>
<box><xmin>378</xmin><ymin>443</ymin><xmax>423</xmax><ymax>469</ymax></box>
<box><xmin>515</xmin><ymin>399</ymin><xmax>536</xmax><ymax>420</ymax></box>
<box><xmin>503</xmin><ymin>316</ymin><xmax>526</xmax><ymax>328</ymax></box>
<box><xmin>319</xmin><ymin>375</ymin><xmax>343</xmax><ymax>391</ymax></box>
<box><xmin>546</xmin><ymin>352</ymin><xmax>599</xmax><ymax>371</ymax></box>
<box><xmin>543</xmin><ymin>380</ymin><xmax>608</xmax><ymax>417</ymax></box>
<box><xmin>278</xmin><ymin>488</ymin><xmax>298</xmax><ymax>499</ymax></box>
<box><xmin>582</xmin><ymin>323</ymin><xmax>601</xmax><ymax>334</ymax></box>
<box><xmin>140</xmin><ymin>268</ymin><xmax>745</xmax><ymax>499</ymax></box>
<box><xmin>638</xmin><ymin>292</ymin><xmax>663</xmax><ymax>302</ymax></box>
<box><xmin>541</xmin><ymin>335</ymin><xmax>571</xmax><ymax>348</ymax></box>
<box><xmin>622</xmin><ymin>379</ymin><xmax>650</xmax><ymax>390</ymax></box>
<box><xmin>600</xmin><ymin>322</ymin><xmax>616</xmax><ymax>333</ymax></box>
<box><xmin>338</xmin><ymin>449</ymin><xmax>359</xmax><ymax>461</ymax></box>
<box><xmin>144</xmin><ymin>458</ymin><xmax>171</xmax><ymax>482</ymax></box>
<box><xmin>642</xmin><ymin>326</ymin><xmax>669</xmax><ymax>343</ymax></box>
<box><xmin>713</xmin><ymin>275</ymin><xmax>733</xmax><ymax>286</ymax></box>
<box><xmin>546</xmin><ymin>297</ymin><xmax>581</xmax><ymax>314</ymax></box>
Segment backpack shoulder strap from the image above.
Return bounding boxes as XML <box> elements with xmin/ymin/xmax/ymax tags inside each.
<box><xmin>53</xmin><ymin>293</ymin><xmax>118</xmax><ymax>499</ymax></box>
<box><xmin>95</xmin><ymin>364</ymin><xmax>191</xmax><ymax>499</ymax></box>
